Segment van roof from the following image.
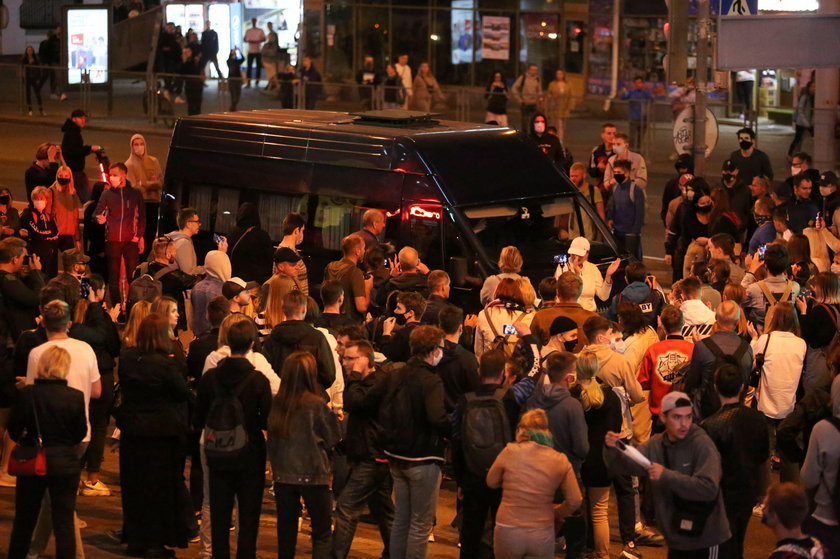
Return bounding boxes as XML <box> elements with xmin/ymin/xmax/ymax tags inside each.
<box><xmin>169</xmin><ymin>109</ymin><xmax>577</xmax><ymax>207</ymax></box>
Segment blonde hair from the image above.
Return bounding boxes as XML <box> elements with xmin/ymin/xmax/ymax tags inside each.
<box><xmin>519</xmin><ymin>279</ymin><xmax>536</xmax><ymax>309</ymax></box>
<box><xmin>515</xmin><ymin>408</ymin><xmax>550</xmax><ymax>442</ymax></box>
<box><xmin>498</xmin><ymin>246</ymin><xmax>523</xmax><ymax>274</ymax></box>
<box><xmin>575</xmin><ymin>349</ymin><xmax>604</xmax><ymax>410</ymax></box>
<box><xmin>31</xmin><ymin>186</ymin><xmax>50</xmax><ymax>201</ymax></box>
<box><xmin>36</xmin><ymin>345</ymin><xmax>71</xmax><ymax>380</ymax></box>
<box><xmin>263</xmin><ymin>275</ymin><xmax>288</xmax><ymax>328</ymax></box>
<box><xmin>123</xmin><ymin>301</ymin><xmax>152</xmax><ymax>347</ymax></box>
<box><xmin>218</xmin><ymin>313</ymin><xmax>255</xmax><ymax>348</ymax></box>
<box><xmin>54</xmin><ymin>165</ymin><xmax>75</xmax><ymax>192</ymax></box>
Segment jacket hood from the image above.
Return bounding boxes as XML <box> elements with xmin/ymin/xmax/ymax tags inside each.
<box><xmin>662</xmin><ymin>423</ymin><xmax>705</xmax><ymax>449</ymax></box>
<box><xmin>326</xmin><ymin>259</ymin><xmax>356</xmax><ymax>277</ymax></box>
<box><xmin>204</xmin><ymin>250</ymin><xmax>231</xmax><ymax>281</ymax></box>
<box><xmin>438</xmin><ymin>340</ymin><xmax>464</xmax><ymax>367</ymax></box>
<box><xmin>213</xmin><ymin>356</ymin><xmax>257</xmax><ymax>387</ymax></box>
<box><xmin>236</xmin><ymin>202</ymin><xmax>262</xmax><ymax>229</ymax></box>
<box><xmin>167</xmin><ymin>230</ymin><xmax>190</xmax><ymax>242</ymax></box>
<box><xmin>529</xmin><ymin>112</ymin><xmax>548</xmax><ymax>136</ymax></box>
<box><xmin>832</xmin><ymin>374</ymin><xmax>840</xmax><ymax>418</ymax></box>
<box><xmin>61</xmin><ymin>119</ymin><xmax>79</xmax><ymax>133</ymax></box>
<box><xmin>531</xmin><ymin>382</ymin><xmax>571</xmax><ymax>409</ymax></box>
<box><xmin>269</xmin><ymin>320</ymin><xmax>315</xmax><ymax>346</ymax></box>
<box><xmin>622</xmin><ymin>281</ymin><xmax>653</xmax><ymax>302</ymax></box>
<box><xmin>126</xmin><ymin>133</ymin><xmax>146</xmax><ymax>163</ymax></box>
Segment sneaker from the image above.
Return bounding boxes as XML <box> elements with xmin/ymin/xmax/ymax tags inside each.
<box><xmin>28</xmin><ymin>110</ymin><xmax>33</xmax><ymax>116</ymax></box>
<box><xmin>26</xmin><ymin>553</ymin><xmax>39</xmax><ymax>559</ymax></box>
<box><xmin>59</xmin><ymin>93</ymin><xmax>68</xmax><ymax>101</ymax></box>
<box><xmin>752</xmin><ymin>503</ymin><xmax>765</xmax><ymax>518</ymax></box>
<box><xmin>635</xmin><ymin>527</ymin><xmax>664</xmax><ymax>547</ymax></box>
<box><xmin>50</xmin><ymin>93</ymin><xmax>59</xmax><ymax>100</ymax></box>
<box><xmin>39</xmin><ymin>109</ymin><xmax>46</xmax><ymax>116</ymax></box>
<box><xmin>427</xmin><ymin>532</ymin><xmax>435</xmax><ymax>543</ymax></box>
<box><xmin>81</xmin><ymin>480</ymin><xmax>111</xmax><ymax>496</ymax></box>
<box><xmin>174</xmin><ymin>96</ymin><xmax>186</xmax><ymax>104</ymax></box>
<box><xmin>621</xmin><ymin>542</ymin><xmax>643</xmax><ymax>559</ymax></box>
<box><xmin>0</xmin><ymin>473</ymin><xmax>16</xmax><ymax>487</ymax></box>
<box><xmin>78</xmin><ymin>518</ymin><xmax>88</xmax><ymax>529</ymax></box>
<box><xmin>106</xmin><ymin>529</ymin><xmax>124</xmax><ymax>543</ymax></box>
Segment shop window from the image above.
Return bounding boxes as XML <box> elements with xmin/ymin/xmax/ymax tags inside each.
<box><xmin>392</xmin><ymin>8</ymin><xmax>429</xmax><ymax>71</ymax></box>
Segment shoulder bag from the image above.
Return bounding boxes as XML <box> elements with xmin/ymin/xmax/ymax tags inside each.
<box><xmin>8</xmin><ymin>396</ymin><xmax>47</xmax><ymax>476</ymax></box>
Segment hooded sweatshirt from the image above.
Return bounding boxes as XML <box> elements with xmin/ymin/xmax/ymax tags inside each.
<box><xmin>605</xmin><ymin>424</ymin><xmax>731</xmax><ymax>551</ymax></box>
<box><xmin>190</xmin><ymin>251</ymin><xmax>231</xmax><ymax>336</ymax></box>
<box><xmin>228</xmin><ymin>202</ymin><xmax>273</xmax><ymax>285</ymax></box>
<box><xmin>124</xmin><ymin>134</ymin><xmax>164</xmax><ymax>203</ymax></box>
<box><xmin>525</xmin><ymin>383</ymin><xmax>589</xmax><ymax>473</ymax></box>
<box><xmin>801</xmin><ymin>375</ymin><xmax>840</xmax><ymax>526</ymax></box>
<box><xmin>60</xmin><ymin>118</ymin><xmax>91</xmax><ymax>173</ymax></box>
<box><xmin>165</xmin><ymin>230</ymin><xmax>198</xmax><ymax>274</ymax></box>
<box><xmin>436</xmin><ymin>339</ymin><xmax>480</xmax><ymax>414</ymax></box>
<box><xmin>606</xmin><ymin>281</ymin><xmax>664</xmax><ymax>325</ymax></box>
<box><xmin>262</xmin><ymin>320</ymin><xmax>336</xmax><ymax>394</ymax></box>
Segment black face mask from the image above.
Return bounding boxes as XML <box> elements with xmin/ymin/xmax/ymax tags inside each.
<box><xmin>722</xmin><ymin>173</ymin><xmax>734</xmax><ymax>182</ymax></box>
<box><xmin>696</xmin><ymin>204</ymin><xmax>713</xmax><ymax>214</ymax></box>
<box><xmin>563</xmin><ymin>339</ymin><xmax>578</xmax><ymax>352</ymax></box>
<box><xmin>739</xmin><ymin>140</ymin><xmax>753</xmax><ymax>150</ymax></box>
<box><xmin>753</xmin><ymin>212</ymin><xmax>771</xmax><ymax>227</ymax></box>
<box><xmin>0</xmin><ymin>196</ymin><xmax>9</xmax><ymax>205</ymax></box>
<box><xmin>57</xmin><ymin>177</ymin><xmax>71</xmax><ymax>186</ymax></box>
<box><xmin>394</xmin><ymin>311</ymin><xmax>408</xmax><ymax>326</ymax></box>
<box><xmin>613</xmin><ymin>173</ymin><xmax>626</xmax><ymax>184</ymax></box>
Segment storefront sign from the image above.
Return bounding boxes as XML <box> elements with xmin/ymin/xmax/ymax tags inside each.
<box><xmin>720</xmin><ymin>0</ymin><xmax>757</xmax><ymax>15</ymax></box>
<box><xmin>481</xmin><ymin>16</ymin><xmax>510</xmax><ymax>60</ymax></box>
<box><xmin>65</xmin><ymin>7</ymin><xmax>109</xmax><ymax>85</ymax></box>
<box><xmin>758</xmin><ymin>0</ymin><xmax>818</xmax><ymax>11</ymax></box>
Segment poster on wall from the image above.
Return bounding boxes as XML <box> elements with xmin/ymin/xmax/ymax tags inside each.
<box><xmin>451</xmin><ymin>0</ymin><xmax>474</xmax><ymax>65</ymax></box>
<box><xmin>481</xmin><ymin>16</ymin><xmax>509</xmax><ymax>60</ymax></box>
<box><xmin>66</xmin><ymin>7</ymin><xmax>109</xmax><ymax>85</ymax></box>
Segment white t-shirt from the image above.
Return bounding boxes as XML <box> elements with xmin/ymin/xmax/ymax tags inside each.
<box><xmin>27</xmin><ymin>338</ymin><xmax>101</xmax><ymax>442</ymax></box>
<box><xmin>244</xmin><ymin>27</ymin><xmax>266</xmax><ymax>54</ymax></box>
<box><xmin>752</xmin><ymin>331</ymin><xmax>806</xmax><ymax>420</ymax></box>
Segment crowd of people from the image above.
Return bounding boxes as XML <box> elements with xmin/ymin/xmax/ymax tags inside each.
<box><xmin>0</xmin><ymin>108</ymin><xmax>839</xmax><ymax>559</ymax></box>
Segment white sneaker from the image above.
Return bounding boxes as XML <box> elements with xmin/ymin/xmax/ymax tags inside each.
<box><xmin>59</xmin><ymin>93</ymin><xmax>67</xmax><ymax>101</ymax></box>
<box><xmin>174</xmin><ymin>96</ymin><xmax>186</xmax><ymax>104</ymax></box>
<box><xmin>80</xmin><ymin>480</ymin><xmax>111</xmax><ymax>496</ymax></box>
<box><xmin>50</xmin><ymin>93</ymin><xmax>59</xmax><ymax>100</ymax></box>
<box><xmin>26</xmin><ymin>553</ymin><xmax>39</xmax><ymax>559</ymax></box>
<box><xmin>752</xmin><ymin>503</ymin><xmax>765</xmax><ymax>518</ymax></box>
<box><xmin>427</xmin><ymin>532</ymin><xmax>435</xmax><ymax>543</ymax></box>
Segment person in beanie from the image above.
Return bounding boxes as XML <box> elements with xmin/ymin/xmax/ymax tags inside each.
<box><xmin>605</xmin><ymin>391</ymin><xmax>731</xmax><ymax>558</ymax></box>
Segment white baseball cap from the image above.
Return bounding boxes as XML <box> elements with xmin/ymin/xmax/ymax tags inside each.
<box><xmin>568</xmin><ymin>237</ymin><xmax>591</xmax><ymax>257</ymax></box>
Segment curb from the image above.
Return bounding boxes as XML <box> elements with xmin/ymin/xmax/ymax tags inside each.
<box><xmin>0</xmin><ymin>113</ymin><xmax>174</xmax><ymax>138</ymax></box>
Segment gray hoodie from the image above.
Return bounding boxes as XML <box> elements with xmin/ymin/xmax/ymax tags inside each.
<box><xmin>165</xmin><ymin>230</ymin><xmax>198</xmax><ymax>274</ymax></box>
<box><xmin>605</xmin><ymin>424</ymin><xmax>730</xmax><ymax>551</ymax></box>
<box><xmin>525</xmin><ymin>383</ymin><xmax>589</xmax><ymax>473</ymax></box>
<box><xmin>801</xmin><ymin>374</ymin><xmax>840</xmax><ymax>526</ymax></box>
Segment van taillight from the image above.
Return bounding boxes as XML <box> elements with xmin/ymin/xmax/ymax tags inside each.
<box><xmin>408</xmin><ymin>204</ymin><xmax>441</xmax><ymax>220</ymax></box>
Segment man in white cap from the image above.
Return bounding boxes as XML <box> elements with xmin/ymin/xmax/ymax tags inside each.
<box><xmin>222</xmin><ymin>277</ymin><xmax>258</xmax><ymax>314</ymax></box>
<box><xmin>605</xmin><ymin>391</ymin><xmax>731</xmax><ymax>559</ymax></box>
<box><xmin>554</xmin><ymin>236</ymin><xmax>620</xmax><ymax>313</ymax></box>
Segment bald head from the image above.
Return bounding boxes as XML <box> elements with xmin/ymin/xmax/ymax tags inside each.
<box><xmin>715</xmin><ymin>300</ymin><xmax>741</xmax><ymax>331</ymax></box>
<box><xmin>398</xmin><ymin>246</ymin><xmax>419</xmax><ymax>271</ymax></box>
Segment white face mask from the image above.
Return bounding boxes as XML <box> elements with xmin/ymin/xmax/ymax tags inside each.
<box><xmin>609</xmin><ymin>338</ymin><xmax>627</xmax><ymax>354</ymax></box>
<box><xmin>430</xmin><ymin>348</ymin><xmax>443</xmax><ymax>367</ymax></box>
<box><xmin>832</xmin><ymin>262</ymin><xmax>840</xmax><ymax>275</ymax></box>
<box><xmin>613</xmin><ymin>145</ymin><xmax>625</xmax><ymax>155</ymax></box>
<box><xmin>109</xmin><ymin>176</ymin><xmax>122</xmax><ymax>187</ymax></box>
<box><xmin>790</xmin><ymin>166</ymin><xmax>801</xmax><ymax>177</ymax></box>
<box><xmin>132</xmin><ymin>144</ymin><xmax>145</xmax><ymax>157</ymax></box>
<box><xmin>33</xmin><ymin>200</ymin><xmax>46</xmax><ymax>211</ymax></box>
<box><xmin>533</xmin><ymin>122</ymin><xmax>546</xmax><ymax>134</ymax></box>
<box><xmin>685</xmin><ymin>190</ymin><xmax>695</xmax><ymax>201</ymax></box>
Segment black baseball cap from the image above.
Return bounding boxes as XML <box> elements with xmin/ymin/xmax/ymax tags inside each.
<box><xmin>273</xmin><ymin>247</ymin><xmax>302</xmax><ymax>264</ymax></box>
<box><xmin>819</xmin><ymin>171</ymin><xmax>838</xmax><ymax>187</ymax></box>
<box><xmin>721</xmin><ymin>159</ymin><xmax>738</xmax><ymax>173</ymax></box>
<box><xmin>70</xmin><ymin>109</ymin><xmax>87</xmax><ymax>118</ymax></box>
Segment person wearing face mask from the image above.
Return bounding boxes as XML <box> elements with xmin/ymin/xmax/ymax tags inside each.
<box><xmin>718</xmin><ymin>159</ymin><xmax>752</xmax><ymax>232</ymax></box>
<box><xmin>747</xmin><ymin>196</ymin><xmax>777</xmax><ymax>257</ymax></box>
<box><xmin>94</xmin><ymin>163</ymin><xmax>146</xmax><ymax>306</ymax></box>
<box><xmin>20</xmin><ymin>186</ymin><xmax>60</xmax><ymax>278</ymax></box>
<box><xmin>276</xmin><ymin>212</ymin><xmax>308</xmax><ymax>295</ymax></box>
<box><xmin>607</xmin><ymin>159</ymin><xmax>646</xmax><ymax>260</ymax></box>
<box><xmin>379</xmin><ymin>291</ymin><xmax>425</xmax><ymax>363</ymax></box>
<box><xmin>529</xmin><ymin>113</ymin><xmax>573</xmax><ymax>173</ymax></box>
<box><xmin>540</xmin><ymin>315</ymin><xmax>582</xmax><ymax>359</ymax></box>
<box><xmin>665</xmin><ymin>178</ymin><xmax>714</xmax><ymax>282</ymax></box>
<box><xmin>603</xmin><ymin>132</ymin><xmax>648</xmax><ymax>192</ymax></box>
<box><xmin>661</xmin><ymin>154</ymin><xmax>694</xmax><ymax>226</ymax></box>
<box><xmin>227</xmin><ymin>202</ymin><xmax>274</xmax><ymax>286</ymax></box>
<box><xmin>728</xmin><ymin>127</ymin><xmax>773</xmax><ymax>186</ymax></box>
<box><xmin>787</xmin><ymin>173</ymin><xmax>819</xmax><ymax>234</ymax></box>
<box><xmin>0</xmin><ymin>188</ymin><xmax>21</xmax><ymax>240</ymax></box>
<box><xmin>784</xmin><ymin>152</ymin><xmax>822</xmax><ymax>204</ymax></box>
<box><xmin>374</xmin><ymin>325</ymin><xmax>449</xmax><ymax>559</ymax></box>
<box><xmin>47</xmin><ymin>165</ymin><xmax>82</xmax><ymax>254</ymax></box>
<box><xmin>817</xmin><ymin>171</ymin><xmax>840</xmax><ymax>235</ymax></box>
<box><xmin>124</xmin><ymin>134</ymin><xmax>163</xmax><ymax>259</ymax></box>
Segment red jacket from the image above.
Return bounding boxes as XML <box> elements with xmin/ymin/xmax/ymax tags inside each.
<box><xmin>637</xmin><ymin>335</ymin><xmax>694</xmax><ymax>415</ymax></box>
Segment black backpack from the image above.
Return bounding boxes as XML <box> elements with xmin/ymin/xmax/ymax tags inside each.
<box><xmin>461</xmin><ymin>388</ymin><xmax>511</xmax><ymax>477</ymax></box>
<box><xmin>378</xmin><ymin>368</ymin><xmax>416</xmax><ymax>457</ymax></box>
<box><xmin>127</xmin><ymin>263</ymin><xmax>175</xmax><ymax>308</ymax></box>
<box><xmin>693</xmin><ymin>337</ymin><xmax>749</xmax><ymax>419</ymax></box>
<box><xmin>203</xmin><ymin>373</ymin><xmax>253</xmax><ymax>467</ymax></box>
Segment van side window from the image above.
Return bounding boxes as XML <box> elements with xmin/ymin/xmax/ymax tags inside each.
<box><xmin>258</xmin><ymin>194</ymin><xmax>305</xmax><ymax>241</ymax></box>
<box><xmin>216</xmin><ymin>188</ymin><xmax>240</xmax><ymax>235</ymax></box>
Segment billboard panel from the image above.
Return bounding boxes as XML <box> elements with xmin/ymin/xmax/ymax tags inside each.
<box><xmin>66</xmin><ymin>7</ymin><xmax>110</xmax><ymax>85</ymax></box>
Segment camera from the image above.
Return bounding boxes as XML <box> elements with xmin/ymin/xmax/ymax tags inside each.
<box><xmin>503</xmin><ymin>324</ymin><xmax>517</xmax><ymax>336</ymax></box>
<box><xmin>553</xmin><ymin>254</ymin><xmax>569</xmax><ymax>265</ymax></box>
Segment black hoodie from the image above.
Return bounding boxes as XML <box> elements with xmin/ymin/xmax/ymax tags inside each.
<box><xmin>529</xmin><ymin>112</ymin><xmax>573</xmax><ymax>173</ymax></box>
<box><xmin>60</xmin><ymin>118</ymin><xmax>91</xmax><ymax>173</ymax></box>
<box><xmin>263</xmin><ymin>320</ymin><xmax>336</xmax><ymax>392</ymax></box>
<box><xmin>228</xmin><ymin>202</ymin><xmax>274</xmax><ymax>285</ymax></box>
<box><xmin>194</xmin><ymin>356</ymin><xmax>272</xmax><ymax>470</ymax></box>
<box><xmin>435</xmin><ymin>339</ymin><xmax>480</xmax><ymax>413</ymax></box>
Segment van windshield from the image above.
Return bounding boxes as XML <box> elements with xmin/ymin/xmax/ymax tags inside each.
<box><xmin>463</xmin><ymin>195</ymin><xmax>617</xmax><ymax>276</ymax></box>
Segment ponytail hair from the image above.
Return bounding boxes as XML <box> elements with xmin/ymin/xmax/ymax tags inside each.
<box><xmin>575</xmin><ymin>349</ymin><xmax>604</xmax><ymax>410</ymax></box>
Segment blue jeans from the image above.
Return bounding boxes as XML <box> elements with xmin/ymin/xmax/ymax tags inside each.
<box><xmin>332</xmin><ymin>460</ymin><xmax>394</xmax><ymax>559</ymax></box>
<box><xmin>389</xmin><ymin>460</ymin><xmax>441</xmax><ymax>559</ymax></box>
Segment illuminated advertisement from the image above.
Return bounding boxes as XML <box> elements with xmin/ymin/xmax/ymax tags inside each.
<box><xmin>65</xmin><ymin>7</ymin><xmax>109</xmax><ymax>85</ymax></box>
<box><xmin>482</xmin><ymin>16</ymin><xmax>510</xmax><ymax>60</ymax></box>
<box><xmin>451</xmin><ymin>0</ymin><xmax>474</xmax><ymax>65</ymax></box>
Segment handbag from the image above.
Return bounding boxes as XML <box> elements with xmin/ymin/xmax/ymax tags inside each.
<box><xmin>8</xmin><ymin>397</ymin><xmax>47</xmax><ymax>477</ymax></box>
<box><xmin>663</xmin><ymin>447</ymin><xmax>717</xmax><ymax>536</ymax></box>
<box><xmin>749</xmin><ymin>332</ymin><xmax>772</xmax><ymax>388</ymax></box>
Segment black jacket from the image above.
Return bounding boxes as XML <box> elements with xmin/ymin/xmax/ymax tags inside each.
<box><xmin>571</xmin><ymin>379</ymin><xmax>623</xmax><ymax>487</ymax></box>
<box><xmin>343</xmin><ymin>365</ymin><xmax>390</xmax><ymax>462</ymax></box>
<box><xmin>144</xmin><ymin>261</ymin><xmax>198</xmax><ymax>331</ymax></box>
<box><xmin>187</xmin><ymin>328</ymin><xmax>218</xmax><ymax>382</ymax></box>
<box><xmin>263</xmin><ymin>320</ymin><xmax>336</xmax><ymax>392</ymax></box>
<box><xmin>314</xmin><ymin>313</ymin><xmax>356</xmax><ymax>336</ymax></box>
<box><xmin>420</xmin><ymin>294</ymin><xmax>448</xmax><ymax>325</ymax></box>
<box><xmin>379</xmin><ymin>272</ymin><xmax>429</xmax><ymax>307</ymax></box>
<box><xmin>115</xmin><ymin>348</ymin><xmax>189</xmax><ymax>438</ymax></box>
<box><xmin>0</xmin><ymin>268</ymin><xmax>45</xmax><ymax>343</ymax></box>
<box><xmin>435</xmin><ymin>339</ymin><xmax>480</xmax><ymax>414</ymax></box>
<box><xmin>376</xmin><ymin>357</ymin><xmax>450</xmax><ymax>461</ymax></box>
<box><xmin>379</xmin><ymin>321</ymin><xmax>420</xmax><ymax>364</ymax></box>
<box><xmin>700</xmin><ymin>403</ymin><xmax>770</xmax><ymax>509</ymax></box>
<box><xmin>228</xmin><ymin>203</ymin><xmax>274</xmax><ymax>285</ymax></box>
<box><xmin>777</xmin><ymin>383</ymin><xmax>833</xmax><ymax>464</ymax></box>
<box><xmin>9</xmin><ymin>379</ymin><xmax>87</xmax><ymax>476</ymax></box>
<box><xmin>60</xmin><ymin>119</ymin><xmax>91</xmax><ymax>173</ymax></box>
<box><xmin>25</xmin><ymin>162</ymin><xmax>58</xmax><ymax>201</ymax></box>
<box><xmin>81</xmin><ymin>303</ymin><xmax>121</xmax><ymax>373</ymax></box>
<box><xmin>194</xmin><ymin>357</ymin><xmax>272</xmax><ymax>470</ymax></box>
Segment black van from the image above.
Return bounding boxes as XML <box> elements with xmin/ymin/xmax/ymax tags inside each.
<box><xmin>163</xmin><ymin>109</ymin><xmax>627</xmax><ymax>310</ymax></box>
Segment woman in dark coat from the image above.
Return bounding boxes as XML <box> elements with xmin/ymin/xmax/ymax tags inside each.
<box><xmin>228</xmin><ymin>202</ymin><xmax>273</xmax><ymax>285</ymax></box>
<box><xmin>115</xmin><ymin>313</ymin><xmax>195</xmax><ymax>556</ymax></box>
<box><xmin>7</xmin><ymin>346</ymin><xmax>87</xmax><ymax>559</ymax></box>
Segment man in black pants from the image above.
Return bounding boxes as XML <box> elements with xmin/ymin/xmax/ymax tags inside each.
<box><xmin>243</xmin><ymin>18</ymin><xmax>266</xmax><ymax>88</ymax></box>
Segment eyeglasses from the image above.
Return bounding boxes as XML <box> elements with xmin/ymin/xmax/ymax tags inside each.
<box><xmin>188</xmin><ymin>219</ymin><xmax>201</xmax><ymax>224</ymax></box>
